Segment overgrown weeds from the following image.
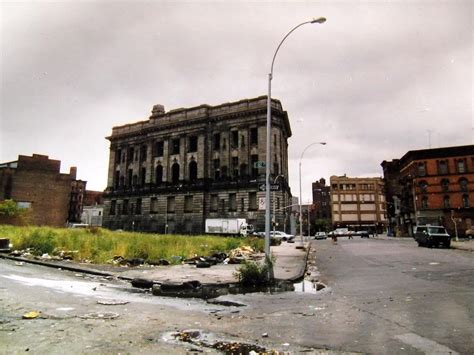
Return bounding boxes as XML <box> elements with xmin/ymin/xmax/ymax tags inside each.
<box><xmin>0</xmin><ymin>225</ymin><xmax>264</xmax><ymax>264</ymax></box>
<box><xmin>234</xmin><ymin>258</ymin><xmax>274</xmax><ymax>286</ymax></box>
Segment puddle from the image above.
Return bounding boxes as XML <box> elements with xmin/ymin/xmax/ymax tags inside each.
<box><xmin>293</xmin><ymin>280</ymin><xmax>326</xmax><ymax>294</ymax></box>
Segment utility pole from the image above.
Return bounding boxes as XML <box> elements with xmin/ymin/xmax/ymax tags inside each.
<box><xmin>451</xmin><ymin>210</ymin><xmax>459</xmax><ymax>242</ymax></box>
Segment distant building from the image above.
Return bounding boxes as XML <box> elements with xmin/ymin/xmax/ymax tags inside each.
<box><xmin>381</xmin><ymin>145</ymin><xmax>474</xmax><ymax>237</ymax></box>
<box><xmin>69</xmin><ymin>178</ymin><xmax>87</xmax><ymax>223</ymax></box>
<box><xmin>103</xmin><ymin>96</ymin><xmax>293</xmax><ymax>233</ymax></box>
<box><xmin>330</xmin><ymin>175</ymin><xmax>387</xmax><ymax>233</ymax></box>
<box><xmin>311</xmin><ymin>177</ymin><xmax>331</xmax><ymax>231</ymax></box>
<box><xmin>81</xmin><ymin>190</ymin><xmax>104</xmax><ymax>227</ymax></box>
<box><xmin>0</xmin><ymin>154</ymin><xmax>86</xmax><ymax>227</ymax></box>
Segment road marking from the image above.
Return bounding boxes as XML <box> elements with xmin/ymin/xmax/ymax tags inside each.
<box><xmin>395</xmin><ymin>333</ymin><xmax>459</xmax><ymax>354</ymax></box>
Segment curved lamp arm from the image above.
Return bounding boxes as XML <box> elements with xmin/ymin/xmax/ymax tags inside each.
<box><xmin>270</xmin><ymin>17</ymin><xmax>326</xmax><ymax>78</ymax></box>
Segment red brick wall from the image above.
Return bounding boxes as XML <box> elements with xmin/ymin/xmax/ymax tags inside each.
<box><xmin>0</xmin><ymin>155</ymin><xmax>77</xmax><ymax>227</ymax></box>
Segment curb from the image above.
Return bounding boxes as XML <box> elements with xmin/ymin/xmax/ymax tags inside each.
<box><xmin>0</xmin><ymin>252</ymin><xmax>132</xmax><ymax>280</ymax></box>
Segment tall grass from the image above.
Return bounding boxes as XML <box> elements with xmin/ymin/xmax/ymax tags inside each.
<box><xmin>0</xmin><ymin>225</ymin><xmax>263</xmax><ymax>264</ymax></box>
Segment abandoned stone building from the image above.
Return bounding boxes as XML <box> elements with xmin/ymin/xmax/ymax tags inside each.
<box><xmin>103</xmin><ymin>96</ymin><xmax>293</xmax><ymax>234</ymax></box>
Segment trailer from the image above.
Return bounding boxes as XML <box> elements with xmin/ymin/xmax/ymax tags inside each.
<box><xmin>205</xmin><ymin>218</ymin><xmax>254</xmax><ymax>236</ymax></box>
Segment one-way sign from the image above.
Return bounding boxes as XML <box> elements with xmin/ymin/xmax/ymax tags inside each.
<box><xmin>258</xmin><ymin>184</ymin><xmax>280</xmax><ymax>191</ymax></box>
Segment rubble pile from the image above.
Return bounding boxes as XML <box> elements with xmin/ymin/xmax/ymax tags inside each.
<box><xmin>183</xmin><ymin>246</ymin><xmax>260</xmax><ymax>268</ymax></box>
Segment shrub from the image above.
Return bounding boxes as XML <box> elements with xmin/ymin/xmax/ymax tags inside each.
<box><xmin>234</xmin><ymin>258</ymin><xmax>274</xmax><ymax>286</ymax></box>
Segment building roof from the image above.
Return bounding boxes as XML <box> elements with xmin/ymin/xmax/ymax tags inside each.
<box><xmin>398</xmin><ymin>145</ymin><xmax>474</xmax><ymax>166</ymax></box>
<box><xmin>107</xmin><ymin>96</ymin><xmax>291</xmax><ymax>141</ymax></box>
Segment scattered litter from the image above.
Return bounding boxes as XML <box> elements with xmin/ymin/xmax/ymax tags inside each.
<box><xmin>429</xmin><ymin>262</ymin><xmax>440</xmax><ymax>265</ymax></box>
<box><xmin>97</xmin><ymin>300</ymin><xmax>129</xmax><ymax>306</ymax></box>
<box><xmin>261</xmin><ymin>333</ymin><xmax>268</xmax><ymax>338</ymax></box>
<box><xmin>14</xmin><ymin>262</ymin><xmax>24</xmax><ymax>266</ymax></box>
<box><xmin>22</xmin><ymin>311</ymin><xmax>41</xmax><ymax>319</ymax></box>
<box><xmin>80</xmin><ymin>312</ymin><xmax>119</xmax><ymax>320</ymax></box>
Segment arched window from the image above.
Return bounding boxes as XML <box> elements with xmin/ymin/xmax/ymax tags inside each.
<box><xmin>441</xmin><ymin>179</ymin><xmax>449</xmax><ymax>192</ymax></box>
<box><xmin>462</xmin><ymin>194</ymin><xmax>469</xmax><ymax>208</ymax></box>
<box><xmin>155</xmin><ymin>165</ymin><xmax>163</xmax><ymax>185</ymax></box>
<box><xmin>459</xmin><ymin>178</ymin><xmax>468</xmax><ymax>192</ymax></box>
<box><xmin>189</xmin><ymin>161</ymin><xmax>197</xmax><ymax>181</ymax></box>
<box><xmin>443</xmin><ymin>195</ymin><xmax>450</xmax><ymax>209</ymax></box>
<box><xmin>172</xmin><ymin>163</ymin><xmax>180</xmax><ymax>184</ymax></box>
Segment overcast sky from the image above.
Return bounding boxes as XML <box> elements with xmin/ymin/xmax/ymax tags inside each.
<box><xmin>1</xmin><ymin>0</ymin><xmax>472</xmax><ymax>202</ymax></box>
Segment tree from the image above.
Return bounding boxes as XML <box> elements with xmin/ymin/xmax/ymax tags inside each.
<box><xmin>0</xmin><ymin>199</ymin><xmax>21</xmax><ymax>217</ymax></box>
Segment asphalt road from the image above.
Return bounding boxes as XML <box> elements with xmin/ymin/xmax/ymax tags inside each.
<box><xmin>1</xmin><ymin>237</ymin><xmax>473</xmax><ymax>354</ymax></box>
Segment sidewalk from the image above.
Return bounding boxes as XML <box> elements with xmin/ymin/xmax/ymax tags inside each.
<box><xmin>0</xmin><ymin>241</ymin><xmax>309</xmax><ymax>287</ymax></box>
<box><xmin>97</xmin><ymin>241</ymin><xmax>309</xmax><ymax>286</ymax></box>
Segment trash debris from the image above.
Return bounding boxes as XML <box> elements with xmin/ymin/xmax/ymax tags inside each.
<box><xmin>147</xmin><ymin>259</ymin><xmax>170</xmax><ymax>266</ymax></box>
<box><xmin>80</xmin><ymin>312</ymin><xmax>119</xmax><ymax>320</ymax></box>
<box><xmin>97</xmin><ymin>300</ymin><xmax>129</xmax><ymax>306</ymax></box>
<box><xmin>131</xmin><ymin>278</ymin><xmax>154</xmax><ymax>289</ymax></box>
<box><xmin>14</xmin><ymin>261</ymin><xmax>24</xmax><ymax>266</ymax></box>
<box><xmin>109</xmin><ymin>256</ymin><xmax>145</xmax><ymax>267</ymax></box>
<box><xmin>171</xmin><ymin>330</ymin><xmax>269</xmax><ymax>354</ymax></box>
<box><xmin>22</xmin><ymin>311</ymin><xmax>41</xmax><ymax>319</ymax></box>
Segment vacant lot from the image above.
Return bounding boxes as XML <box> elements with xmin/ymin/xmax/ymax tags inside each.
<box><xmin>0</xmin><ymin>225</ymin><xmax>263</xmax><ymax>264</ymax></box>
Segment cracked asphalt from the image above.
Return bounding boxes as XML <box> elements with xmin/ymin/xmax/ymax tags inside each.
<box><xmin>1</xmin><ymin>237</ymin><xmax>473</xmax><ymax>354</ymax></box>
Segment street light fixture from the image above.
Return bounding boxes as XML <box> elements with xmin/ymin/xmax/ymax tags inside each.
<box><xmin>265</xmin><ymin>17</ymin><xmax>326</xmax><ymax>262</ymax></box>
<box><xmin>299</xmin><ymin>142</ymin><xmax>326</xmax><ymax>245</ymax></box>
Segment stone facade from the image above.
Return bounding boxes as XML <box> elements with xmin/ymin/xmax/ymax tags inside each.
<box><xmin>103</xmin><ymin>96</ymin><xmax>293</xmax><ymax>233</ymax></box>
<box><xmin>330</xmin><ymin>175</ymin><xmax>387</xmax><ymax>233</ymax></box>
<box><xmin>381</xmin><ymin>145</ymin><xmax>474</xmax><ymax>237</ymax></box>
<box><xmin>0</xmin><ymin>154</ymin><xmax>85</xmax><ymax>227</ymax></box>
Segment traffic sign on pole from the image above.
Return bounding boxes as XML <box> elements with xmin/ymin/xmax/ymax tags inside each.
<box><xmin>259</xmin><ymin>183</ymin><xmax>280</xmax><ymax>192</ymax></box>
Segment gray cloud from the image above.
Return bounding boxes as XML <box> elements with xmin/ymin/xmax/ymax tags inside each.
<box><xmin>1</xmin><ymin>1</ymin><xmax>472</xmax><ymax>202</ymax></box>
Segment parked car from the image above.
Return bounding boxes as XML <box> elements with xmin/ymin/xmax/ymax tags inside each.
<box><xmin>332</xmin><ymin>228</ymin><xmax>350</xmax><ymax>236</ymax></box>
<box><xmin>414</xmin><ymin>225</ymin><xmax>451</xmax><ymax>248</ymax></box>
<box><xmin>465</xmin><ymin>227</ymin><xmax>474</xmax><ymax>239</ymax></box>
<box><xmin>270</xmin><ymin>231</ymin><xmax>295</xmax><ymax>242</ymax></box>
<box><xmin>314</xmin><ymin>232</ymin><xmax>327</xmax><ymax>240</ymax></box>
<box><xmin>250</xmin><ymin>231</ymin><xmax>267</xmax><ymax>238</ymax></box>
<box><xmin>356</xmin><ymin>230</ymin><xmax>370</xmax><ymax>238</ymax></box>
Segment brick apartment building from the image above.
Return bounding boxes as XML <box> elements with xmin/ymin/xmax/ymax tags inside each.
<box><xmin>381</xmin><ymin>145</ymin><xmax>474</xmax><ymax>237</ymax></box>
<box><xmin>0</xmin><ymin>154</ymin><xmax>86</xmax><ymax>226</ymax></box>
<box><xmin>311</xmin><ymin>177</ymin><xmax>332</xmax><ymax>231</ymax></box>
<box><xmin>330</xmin><ymin>175</ymin><xmax>387</xmax><ymax>233</ymax></box>
<box><xmin>103</xmin><ymin>96</ymin><xmax>293</xmax><ymax>233</ymax></box>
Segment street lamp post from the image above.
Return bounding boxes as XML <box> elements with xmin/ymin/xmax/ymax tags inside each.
<box><xmin>299</xmin><ymin>142</ymin><xmax>326</xmax><ymax>245</ymax></box>
<box><xmin>265</xmin><ymin>17</ymin><xmax>326</xmax><ymax>261</ymax></box>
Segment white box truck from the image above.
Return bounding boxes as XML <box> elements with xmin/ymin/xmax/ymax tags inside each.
<box><xmin>205</xmin><ymin>218</ymin><xmax>254</xmax><ymax>236</ymax></box>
